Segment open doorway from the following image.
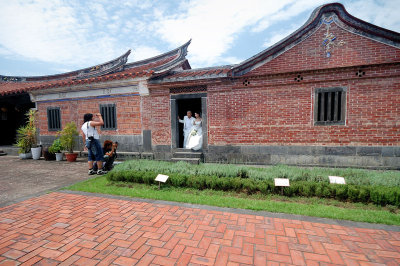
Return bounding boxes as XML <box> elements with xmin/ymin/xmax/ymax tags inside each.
<box><xmin>177</xmin><ymin>98</ymin><xmax>201</xmax><ymax>148</ymax></box>
<box><xmin>0</xmin><ymin>93</ymin><xmax>35</xmax><ymax>145</ymax></box>
<box><xmin>171</xmin><ymin>93</ymin><xmax>207</xmax><ymax>150</ymax></box>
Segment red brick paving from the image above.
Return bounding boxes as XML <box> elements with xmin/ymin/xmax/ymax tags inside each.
<box><xmin>0</xmin><ymin>192</ymin><xmax>400</xmax><ymax>265</ymax></box>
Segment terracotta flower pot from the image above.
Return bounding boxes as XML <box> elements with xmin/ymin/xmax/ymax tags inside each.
<box><xmin>65</xmin><ymin>152</ymin><xmax>78</xmax><ymax>162</ymax></box>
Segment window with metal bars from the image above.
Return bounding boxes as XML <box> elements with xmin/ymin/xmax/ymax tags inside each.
<box><xmin>47</xmin><ymin>107</ymin><xmax>61</xmax><ymax>131</ymax></box>
<box><xmin>100</xmin><ymin>104</ymin><xmax>117</xmax><ymax>130</ymax></box>
<box><xmin>314</xmin><ymin>87</ymin><xmax>346</xmax><ymax>125</ymax></box>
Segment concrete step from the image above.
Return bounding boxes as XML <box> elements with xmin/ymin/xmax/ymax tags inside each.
<box><xmin>171</xmin><ymin>157</ymin><xmax>200</xmax><ymax>165</ymax></box>
<box><xmin>0</xmin><ymin>146</ymin><xmax>19</xmax><ymax>156</ymax></box>
<box><xmin>172</xmin><ymin>151</ymin><xmax>202</xmax><ymax>159</ymax></box>
<box><xmin>172</xmin><ymin>148</ymin><xmax>202</xmax><ymax>153</ymax></box>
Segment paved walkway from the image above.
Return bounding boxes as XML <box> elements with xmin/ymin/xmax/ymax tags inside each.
<box><xmin>1</xmin><ymin>192</ymin><xmax>400</xmax><ymax>265</ymax></box>
<box><xmin>0</xmin><ymin>156</ymin><xmax>88</xmax><ymax>207</ymax></box>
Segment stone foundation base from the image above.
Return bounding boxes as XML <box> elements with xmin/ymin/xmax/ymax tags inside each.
<box><xmin>204</xmin><ymin>145</ymin><xmax>400</xmax><ymax>169</ymax></box>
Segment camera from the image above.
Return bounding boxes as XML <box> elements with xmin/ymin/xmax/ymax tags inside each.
<box><xmin>88</xmin><ymin>136</ymin><xmax>94</xmax><ymax>141</ymax></box>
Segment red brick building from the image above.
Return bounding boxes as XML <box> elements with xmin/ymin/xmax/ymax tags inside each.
<box><xmin>1</xmin><ymin>3</ymin><xmax>399</xmax><ymax>168</ymax></box>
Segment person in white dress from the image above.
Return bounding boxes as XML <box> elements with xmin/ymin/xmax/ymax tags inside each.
<box><xmin>186</xmin><ymin>112</ymin><xmax>203</xmax><ymax>150</ymax></box>
<box><xmin>178</xmin><ymin>111</ymin><xmax>195</xmax><ymax>148</ymax></box>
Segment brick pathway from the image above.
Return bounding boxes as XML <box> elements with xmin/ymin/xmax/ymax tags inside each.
<box><xmin>1</xmin><ymin>192</ymin><xmax>400</xmax><ymax>265</ymax></box>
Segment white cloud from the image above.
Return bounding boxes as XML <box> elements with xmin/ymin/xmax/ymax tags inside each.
<box><xmin>345</xmin><ymin>0</ymin><xmax>400</xmax><ymax>32</ymax></box>
<box><xmin>261</xmin><ymin>0</ymin><xmax>400</xmax><ymax>50</ymax></box>
<box><xmin>153</xmin><ymin>0</ymin><xmax>333</xmax><ymax>67</ymax></box>
<box><xmin>129</xmin><ymin>46</ymin><xmax>163</xmax><ymax>62</ymax></box>
<box><xmin>219</xmin><ymin>56</ymin><xmax>242</xmax><ymax>65</ymax></box>
<box><xmin>263</xmin><ymin>24</ymin><xmax>300</xmax><ymax>48</ymax></box>
<box><xmin>88</xmin><ymin>2</ymin><xmax>109</xmax><ymax>21</ymax></box>
<box><xmin>156</xmin><ymin>0</ymin><xmax>400</xmax><ymax>68</ymax></box>
<box><xmin>251</xmin><ymin>0</ymin><xmax>327</xmax><ymax>33</ymax></box>
<box><xmin>0</xmin><ymin>45</ymin><xmax>13</xmax><ymax>56</ymax></box>
<box><xmin>0</xmin><ymin>0</ymin><xmax>129</xmax><ymax>72</ymax></box>
<box><xmin>0</xmin><ymin>0</ymin><xmax>399</xmax><ymax>76</ymax></box>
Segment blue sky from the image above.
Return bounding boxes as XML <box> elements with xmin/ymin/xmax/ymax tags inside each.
<box><xmin>0</xmin><ymin>0</ymin><xmax>399</xmax><ymax>76</ymax></box>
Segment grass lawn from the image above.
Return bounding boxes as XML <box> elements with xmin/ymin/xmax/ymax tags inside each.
<box><xmin>65</xmin><ymin>174</ymin><xmax>400</xmax><ymax>226</ymax></box>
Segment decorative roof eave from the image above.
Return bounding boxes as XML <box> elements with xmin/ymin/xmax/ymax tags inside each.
<box><xmin>231</xmin><ymin>2</ymin><xmax>400</xmax><ymax>77</ymax></box>
<box><xmin>125</xmin><ymin>39</ymin><xmax>191</xmax><ymax>71</ymax></box>
<box><xmin>29</xmin><ymin>75</ymin><xmax>149</xmax><ymax>97</ymax></box>
<box><xmin>149</xmin><ymin>65</ymin><xmax>233</xmax><ymax>84</ymax></box>
<box><xmin>5</xmin><ymin>70</ymin><xmax>153</xmax><ymax>97</ymax></box>
<box><xmin>150</xmin><ymin>74</ymin><xmax>228</xmax><ymax>84</ymax></box>
<box><xmin>73</xmin><ymin>50</ymin><xmax>131</xmax><ymax>79</ymax></box>
<box><xmin>0</xmin><ymin>50</ymin><xmax>131</xmax><ymax>83</ymax></box>
<box><xmin>181</xmin><ymin>60</ymin><xmax>191</xmax><ymax>70</ymax></box>
<box><xmin>0</xmin><ymin>41</ymin><xmax>192</xmax><ymax>96</ymax></box>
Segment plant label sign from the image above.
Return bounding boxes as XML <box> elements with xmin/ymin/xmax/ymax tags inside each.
<box><xmin>329</xmin><ymin>176</ymin><xmax>346</xmax><ymax>184</ymax></box>
<box><xmin>274</xmin><ymin>178</ymin><xmax>290</xmax><ymax>187</ymax></box>
<box><xmin>155</xmin><ymin>174</ymin><xmax>169</xmax><ymax>183</ymax></box>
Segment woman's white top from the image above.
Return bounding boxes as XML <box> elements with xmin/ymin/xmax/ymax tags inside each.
<box><xmin>81</xmin><ymin>121</ymin><xmax>100</xmax><ymax>140</ymax></box>
<box><xmin>193</xmin><ymin>120</ymin><xmax>202</xmax><ymax>135</ymax></box>
<box><xmin>186</xmin><ymin>119</ymin><xmax>203</xmax><ymax>150</ymax></box>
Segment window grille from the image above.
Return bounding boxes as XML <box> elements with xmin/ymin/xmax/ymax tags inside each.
<box><xmin>100</xmin><ymin>104</ymin><xmax>117</xmax><ymax>130</ymax></box>
<box><xmin>47</xmin><ymin>107</ymin><xmax>61</xmax><ymax>131</ymax></box>
<box><xmin>314</xmin><ymin>87</ymin><xmax>346</xmax><ymax>125</ymax></box>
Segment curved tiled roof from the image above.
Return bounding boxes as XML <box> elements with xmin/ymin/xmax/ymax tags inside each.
<box><xmin>150</xmin><ymin>65</ymin><xmax>233</xmax><ymax>84</ymax></box>
<box><xmin>1</xmin><ymin>50</ymin><xmax>132</xmax><ymax>83</ymax></box>
<box><xmin>0</xmin><ymin>40</ymin><xmax>191</xmax><ymax>96</ymax></box>
<box><xmin>231</xmin><ymin>2</ymin><xmax>400</xmax><ymax>76</ymax></box>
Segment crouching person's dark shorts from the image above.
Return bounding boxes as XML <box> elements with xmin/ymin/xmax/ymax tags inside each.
<box><xmin>86</xmin><ymin>139</ymin><xmax>104</xmax><ymax>162</ymax></box>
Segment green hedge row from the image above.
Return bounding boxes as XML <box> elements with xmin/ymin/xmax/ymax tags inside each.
<box><xmin>106</xmin><ymin>170</ymin><xmax>400</xmax><ymax>207</ymax></box>
<box><xmin>113</xmin><ymin>160</ymin><xmax>400</xmax><ymax>187</ymax></box>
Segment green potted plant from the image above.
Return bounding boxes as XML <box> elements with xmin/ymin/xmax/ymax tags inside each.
<box><xmin>15</xmin><ymin>124</ymin><xmax>33</xmax><ymax>159</ymax></box>
<box><xmin>48</xmin><ymin>138</ymin><xmax>64</xmax><ymax>161</ymax></box>
<box><xmin>15</xmin><ymin>109</ymin><xmax>38</xmax><ymax>159</ymax></box>
<box><xmin>59</xmin><ymin>122</ymin><xmax>79</xmax><ymax>162</ymax></box>
<box><xmin>43</xmin><ymin>146</ymin><xmax>56</xmax><ymax>161</ymax></box>
<box><xmin>27</xmin><ymin>109</ymin><xmax>42</xmax><ymax>160</ymax></box>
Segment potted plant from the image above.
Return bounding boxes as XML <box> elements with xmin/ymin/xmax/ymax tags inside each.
<box><xmin>15</xmin><ymin>109</ymin><xmax>38</xmax><ymax>159</ymax></box>
<box><xmin>15</xmin><ymin>124</ymin><xmax>33</xmax><ymax>159</ymax></box>
<box><xmin>59</xmin><ymin>122</ymin><xmax>79</xmax><ymax>162</ymax></box>
<box><xmin>48</xmin><ymin>138</ymin><xmax>64</xmax><ymax>161</ymax></box>
<box><xmin>43</xmin><ymin>147</ymin><xmax>56</xmax><ymax>161</ymax></box>
<box><xmin>27</xmin><ymin>109</ymin><xmax>42</xmax><ymax>160</ymax></box>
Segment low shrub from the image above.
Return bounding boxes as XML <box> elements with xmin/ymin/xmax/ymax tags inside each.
<box><xmin>111</xmin><ymin>160</ymin><xmax>400</xmax><ymax>187</ymax></box>
<box><xmin>106</xmin><ymin>168</ymin><xmax>400</xmax><ymax>207</ymax></box>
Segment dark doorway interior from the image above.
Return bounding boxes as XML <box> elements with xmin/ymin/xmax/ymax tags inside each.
<box><xmin>0</xmin><ymin>93</ymin><xmax>35</xmax><ymax>145</ymax></box>
<box><xmin>177</xmin><ymin>98</ymin><xmax>201</xmax><ymax>148</ymax></box>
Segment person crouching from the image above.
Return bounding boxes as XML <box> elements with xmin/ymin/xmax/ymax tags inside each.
<box><xmin>93</xmin><ymin>140</ymin><xmax>118</xmax><ymax>172</ymax></box>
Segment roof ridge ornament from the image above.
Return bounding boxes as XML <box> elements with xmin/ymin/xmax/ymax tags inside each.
<box><xmin>231</xmin><ymin>2</ymin><xmax>400</xmax><ymax>77</ymax></box>
<box><xmin>74</xmin><ymin>50</ymin><xmax>131</xmax><ymax>80</ymax></box>
<box><xmin>1</xmin><ymin>76</ymin><xmax>26</xmax><ymax>82</ymax></box>
<box><xmin>321</xmin><ymin>15</ymin><xmax>346</xmax><ymax>58</ymax></box>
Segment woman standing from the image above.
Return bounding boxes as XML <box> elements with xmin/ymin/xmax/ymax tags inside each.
<box><xmin>186</xmin><ymin>112</ymin><xmax>203</xmax><ymax>150</ymax></box>
<box><xmin>81</xmin><ymin>113</ymin><xmax>107</xmax><ymax>175</ymax></box>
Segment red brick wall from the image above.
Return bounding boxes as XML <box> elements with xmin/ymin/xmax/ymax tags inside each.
<box><xmin>36</xmin><ymin>22</ymin><xmax>400</xmax><ymax>150</ymax></box>
<box><xmin>208</xmin><ymin>65</ymin><xmax>400</xmax><ymax>146</ymax></box>
<box><xmin>37</xmin><ymin>94</ymin><xmax>142</xmax><ymax>136</ymax></box>
<box><xmin>249</xmin><ymin>22</ymin><xmax>400</xmax><ymax>76</ymax></box>
<box><xmin>141</xmin><ymin>88</ymin><xmax>171</xmax><ymax>145</ymax></box>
